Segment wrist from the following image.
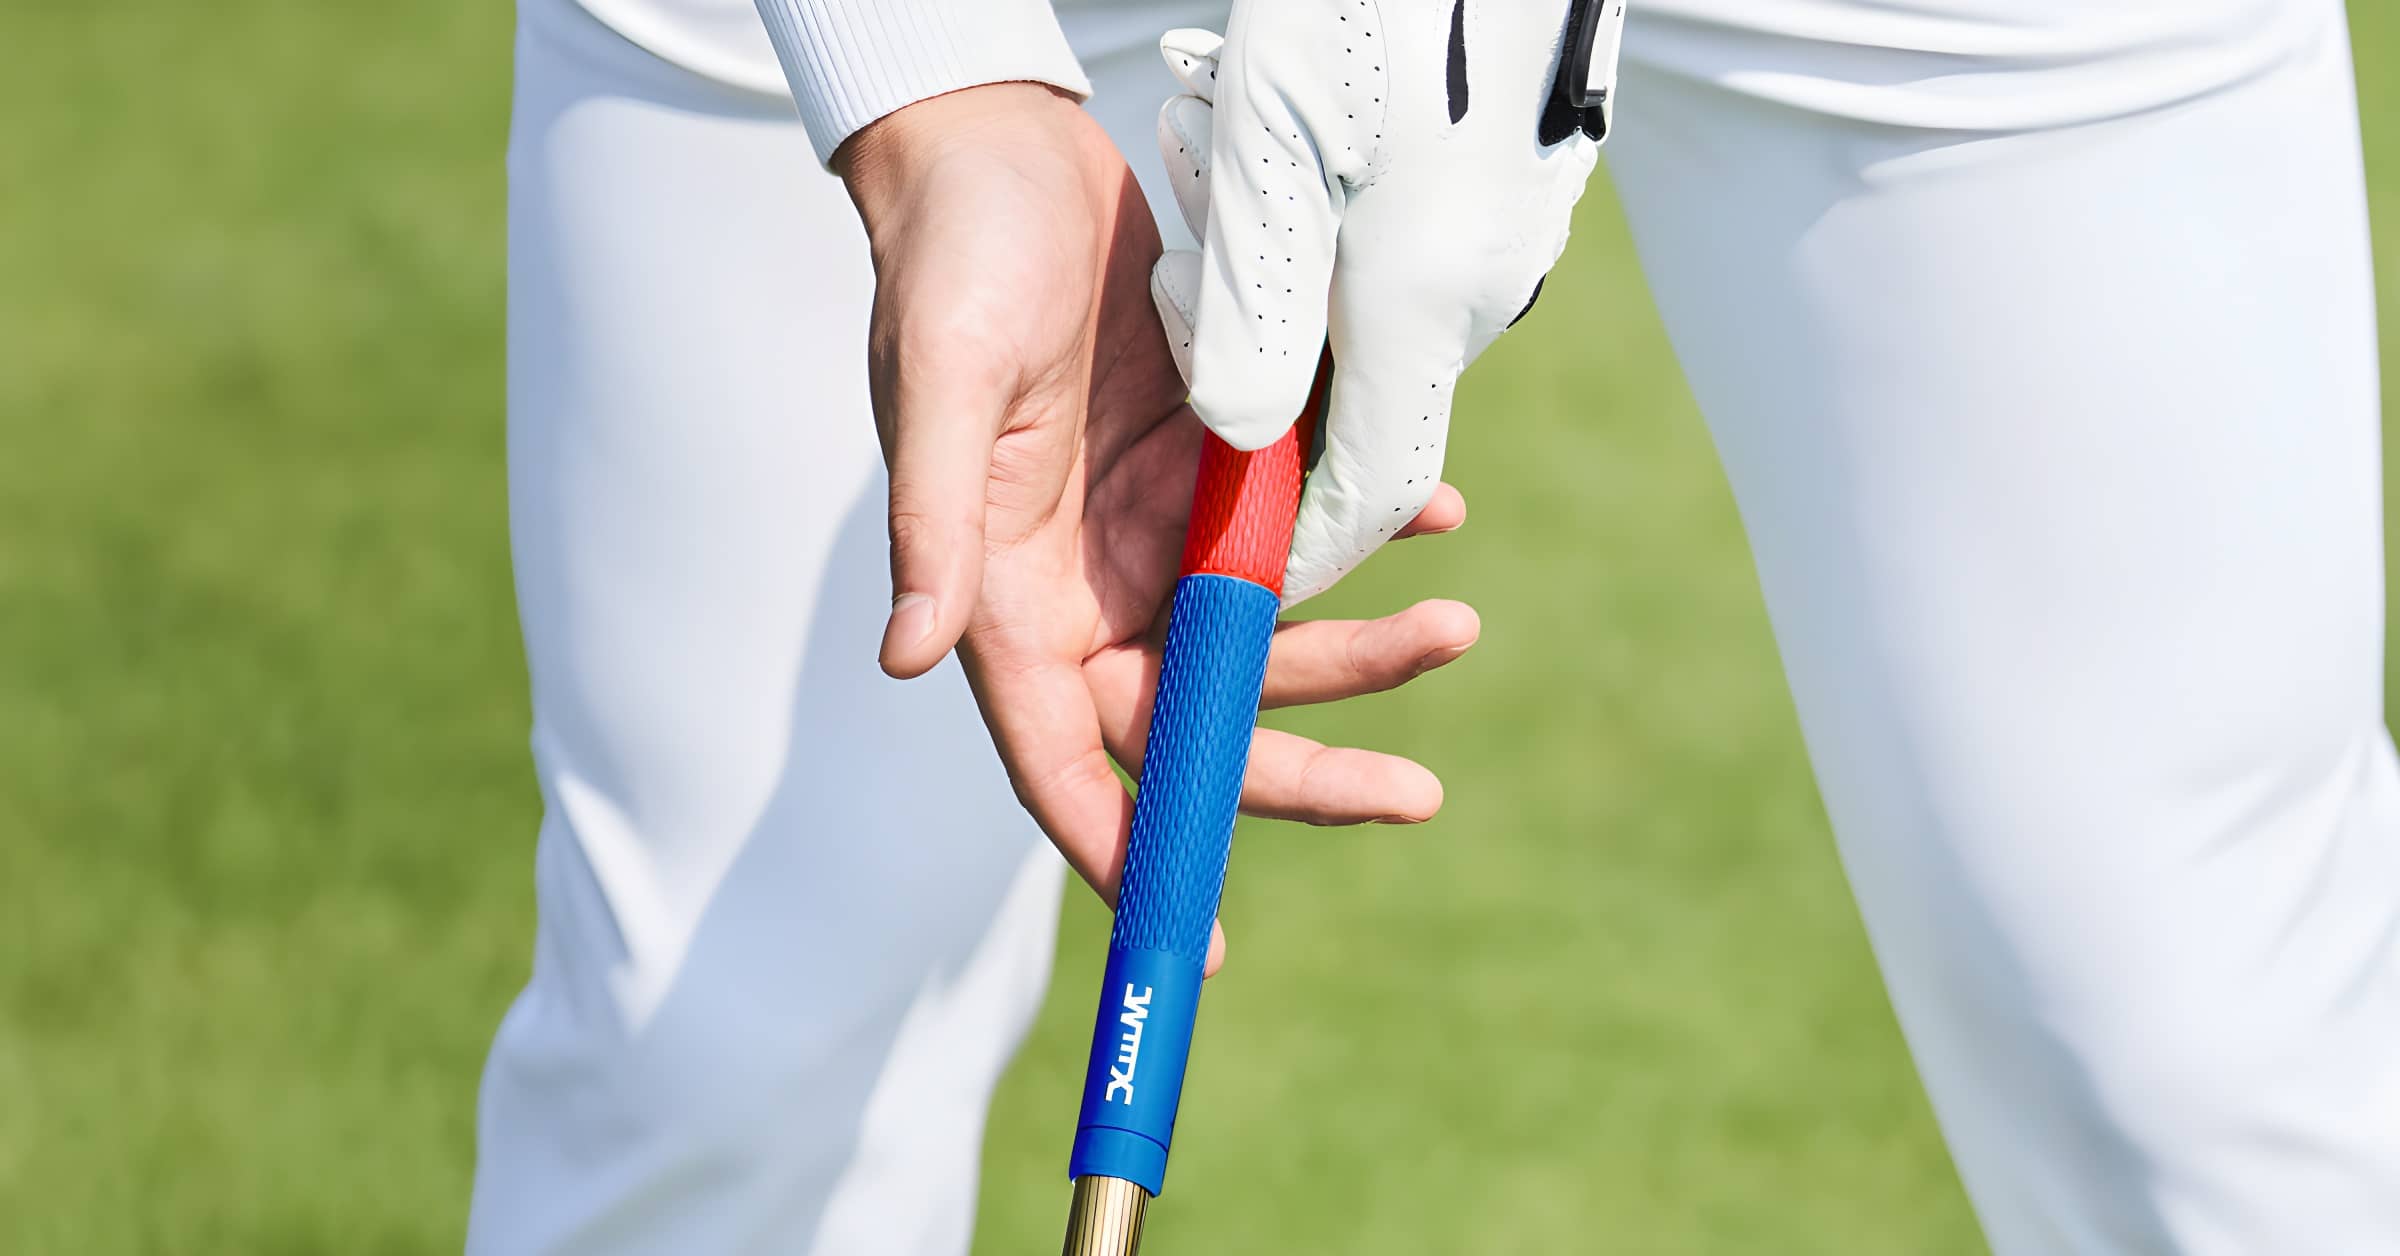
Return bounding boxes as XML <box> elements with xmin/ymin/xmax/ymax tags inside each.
<box><xmin>837</xmin><ymin>82</ymin><xmax>1089</xmax><ymax>227</ymax></box>
<box><xmin>752</xmin><ymin>0</ymin><xmax>1093</xmax><ymax>164</ymax></box>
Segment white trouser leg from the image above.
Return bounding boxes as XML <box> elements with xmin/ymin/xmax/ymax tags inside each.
<box><xmin>476</xmin><ymin>5</ymin><xmax>1058</xmax><ymax>1251</ymax></box>
<box><xmin>472</xmin><ymin>4</ymin><xmax>1056</xmax><ymax>1248</ymax></box>
<box><xmin>1609</xmin><ymin>2</ymin><xmax>2400</xmax><ymax>1250</ymax></box>
<box><xmin>472</xmin><ymin>2</ymin><xmax>1220</xmax><ymax>1252</ymax></box>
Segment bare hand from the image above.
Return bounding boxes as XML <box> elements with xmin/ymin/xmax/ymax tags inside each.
<box><xmin>837</xmin><ymin>84</ymin><xmax>1477</xmax><ymax>971</ymax></box>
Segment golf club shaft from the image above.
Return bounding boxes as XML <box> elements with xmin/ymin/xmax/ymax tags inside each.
<box><xmin>1060</xmin><ymin>356</ymin><xmax>1329</xmax><ymax>1255</ymax></box>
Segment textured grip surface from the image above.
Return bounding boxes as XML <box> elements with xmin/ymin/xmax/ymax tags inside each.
<box><xmin>1177</xmin><ymin>354</ymin><xmax>1328</xmax><ymax>594</ymax></box>
<box><xmin>1110</xmin><ymin>576</ymin><xmax>1280</xmax><ymax>959</ymax></box>
<box><xmin>1069</xmin><ymin>576</ymin><xmax>1279</xmax><ymax>1193</ymax></box>
<box><xmin>1068</xmin><ymin>352</ymin><xmax>1329</xmax><ymax>1196</ymax></box>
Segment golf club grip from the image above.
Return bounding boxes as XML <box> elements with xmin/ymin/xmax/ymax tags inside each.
<box><xmin>1067</xmin><ymin>356</ymin><xmax>1329</xmax><ymax>1196</ymax></box>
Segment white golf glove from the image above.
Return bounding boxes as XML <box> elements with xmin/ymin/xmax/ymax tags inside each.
<box><xmin>1149</xmin><ymin>1</ymin><xmax>1626</xmax><ymax>605</ymax></box>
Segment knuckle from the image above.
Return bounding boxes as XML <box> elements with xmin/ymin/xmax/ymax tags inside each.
<box><xmin>885</xmin><ymin>505</ymin><xmax>955</xmax><ymax>565</ymax></box>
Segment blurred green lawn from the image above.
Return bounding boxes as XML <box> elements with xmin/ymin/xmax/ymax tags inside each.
<box><xmin>5</xmin><ymin>5</ymin><xmax>2397</xmax><ymax>1253</ymax></box>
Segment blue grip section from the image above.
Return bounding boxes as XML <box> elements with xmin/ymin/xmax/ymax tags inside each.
<box><xmin>1068</xmin><ymin>948</ymin><xmax>1202</xmax><ymax>1192</ymax></box>
<box><xmin>1070</xmin><ymin>574</ymin><xmax>1279</xmax><ymax>1195</ymax></box>
<box><xmin>1111</xmin><ymin>575</ymin><xmax>1279</xmax><ymax>959</ymax></box>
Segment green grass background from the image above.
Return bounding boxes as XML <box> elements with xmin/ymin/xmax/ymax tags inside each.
<box><xmin>4</xmin><ymin>5</ymin><xmax>2396</xmax><ymax>1252</ymax></box>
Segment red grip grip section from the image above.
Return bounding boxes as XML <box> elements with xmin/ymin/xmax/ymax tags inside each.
<box><xmin>1177</xmin><ymin>352</ymin><xmax>1331</xmax><ymax>593</ymax></box>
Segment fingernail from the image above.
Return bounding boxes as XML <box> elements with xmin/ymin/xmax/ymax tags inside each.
<box><xmin>886</xmin><ymin>593</ymin><xmax>937</xmax><ymax>650</ymax></box>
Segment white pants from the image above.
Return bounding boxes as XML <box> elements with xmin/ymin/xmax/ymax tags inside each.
<box><xmin>475</xmin><ymin>0</ymin><xmax>2400</xmax><ymax>1252</ymax></box>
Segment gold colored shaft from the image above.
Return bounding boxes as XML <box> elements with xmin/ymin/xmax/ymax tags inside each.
<box><xmin>1061</xmin><ymin>1175</ymin><xmax>1149</xmax><ymax>1256</ymax></box>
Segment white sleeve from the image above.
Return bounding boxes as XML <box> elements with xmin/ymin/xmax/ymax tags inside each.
<box><xmin>752</xmin><ymin>0</ymin><xmax>1091</xmax><ymax>165</ymax></box>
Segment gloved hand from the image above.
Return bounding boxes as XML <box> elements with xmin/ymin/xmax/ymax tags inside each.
<box><xmin>1148</xmin><ymin>1</ymin><xmax>1625</xmax><ymax>604</ymax></box>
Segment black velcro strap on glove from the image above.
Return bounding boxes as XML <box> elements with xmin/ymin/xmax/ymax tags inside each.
<box><xmin>1540</xmin><ymin>0</ymin><xmax>1618</xmax><ymax>145</ymax></box>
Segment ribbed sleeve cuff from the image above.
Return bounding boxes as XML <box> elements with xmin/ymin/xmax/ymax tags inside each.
<box><xmin>753</xmin><ymin>0</ymin><xmax>1094</xmax><ymax>165</ymax></box>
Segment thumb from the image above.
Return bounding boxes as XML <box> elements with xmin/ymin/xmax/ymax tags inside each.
<box><xmin>1281</xmin><ymin>303</ymin><xmax>1469</xmax><ymax>607</ymax></box>
<box><xmin>1182</xmin><ymin>29</ymin><xmax>1345</xmax><ymax>451</ymax></box>
<box><xmin>875</xmin><ymin>354</ymin><xmax>999</xmax><ymax>679</ymax></box>
<box><xmin>1150</xmin><ymin>248</ymin><xmax>1202</xmax><ymax>385</ymax></box>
